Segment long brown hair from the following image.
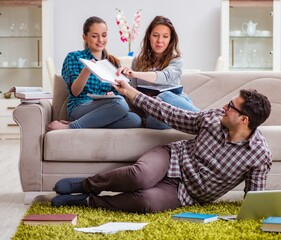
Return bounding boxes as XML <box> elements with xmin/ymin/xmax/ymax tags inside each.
<box><xmin>134</xmin><ymin>16</ymin><xmax>181</xmax><ymax>71</ymax></box>
<box><xmin>83</xmin><ymin>16</ymin><xmax>120</xmax><ymax>67</ymax></box>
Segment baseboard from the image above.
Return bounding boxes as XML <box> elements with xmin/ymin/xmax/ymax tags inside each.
<box><xmin>23</xmin><ymin>191</ymin><xmax>119</xmax><ymax>205</ymax></box>
<box><xmin>24</xmin><ymin>192</ymin><xmax>54</xmax><ymax>205</ymax></box>
<box><xmin>216</xmin><ymin>191</ymin><xmax>244</xmax><ymax>202</ymax></box>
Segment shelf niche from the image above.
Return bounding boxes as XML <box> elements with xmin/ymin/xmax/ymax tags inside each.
<box><xmin>230</xmin><ymin>0</ymin><xmax>273</xmax><ymax>7</ymax></box>
<box><xmin>0</xmin><ymin>0</ymin><xmax>42</xmax><ymax>7</ymax></box>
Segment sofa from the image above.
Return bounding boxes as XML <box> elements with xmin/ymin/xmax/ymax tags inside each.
<box><xmin>13</xmin><ymin>71</ymin><xmax>281</xmax><ymax>200</ymax></box>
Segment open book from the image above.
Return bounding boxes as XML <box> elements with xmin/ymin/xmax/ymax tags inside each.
<box><xmin>136</xmin><ymin>84</ymin><xmax>183</xmax><ymax>96</ymax></box>
<box><xmin>79</xmin><ymin>58</ymin><xmax>130</xmax><ymax>85</ymax></box>
<box><xmin>9</xmin><ymin>86</ymin><xmax>52</xmax><ymax>100</ymax></box>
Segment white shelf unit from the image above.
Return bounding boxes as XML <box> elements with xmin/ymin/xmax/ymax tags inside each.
<box><xmin>221</xmin><ymin>0</ymin><xmax>281</xmax><ymax>71</ymax></box>
<box><xmin>0</xmin><ymin>0</ymin><xmax>53</xmax><ymax>139</ymax></box>
<box><xmin>0</xmin><ymin>98</ymin><xmax>20</xmax><ymax>139</ymax></box>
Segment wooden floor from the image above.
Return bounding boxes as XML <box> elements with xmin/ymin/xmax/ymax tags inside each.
<box><xmin>0</xmin><ymin>139</ymin><xmax>29</xmax><ymax>240</ymax></box>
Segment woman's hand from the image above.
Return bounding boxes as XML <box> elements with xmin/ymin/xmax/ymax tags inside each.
<box><xmin>116</xmin><ymin>66</ymin><xmax>134</xmax><ymax>78</ymax></box>
<box><xmin>117</xmin><ymin>67</ymin><xmax>158</xmax><ymax>84</ymax></box>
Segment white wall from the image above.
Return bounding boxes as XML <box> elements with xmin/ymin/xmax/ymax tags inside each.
<box><xmin>52</xmin><ymin>0</ymin><xmax>221</xmax><ymax>72</ymax></box>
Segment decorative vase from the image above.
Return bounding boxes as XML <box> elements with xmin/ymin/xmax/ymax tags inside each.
<box><xmin>118</xmin><ymin>56</ymin><xmax>134</xmax><ymax>67</ymax></box>
<box><xmin>128</xmin><ymin>51</ymin><xmax>134</xmax><ymax>57</ymax></box>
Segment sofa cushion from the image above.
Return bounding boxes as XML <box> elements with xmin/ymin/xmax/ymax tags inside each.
<box><xmin>259</xmin><ymin>126</ymin><xmax>281</xmax><ymax>162</ymax></box>
<box><xmin>44</xmin><ymin>126</ymin><xmax>281</xmax><ymax>163</ymax></box>
<box><xmin>52</xmin><ymin>74</ymin><xmax>68</xmax><ymax>121</ymax></box>
<box><xmin>44</xmin><ymin>128</ymin><xmax>194</xmax><ymax>162</ymax></box>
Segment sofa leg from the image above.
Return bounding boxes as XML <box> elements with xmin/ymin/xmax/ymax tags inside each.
<box><xmin>24</xmin><ymin>192</ymin><xmax>54</xmax><ymax>205</ymax></box>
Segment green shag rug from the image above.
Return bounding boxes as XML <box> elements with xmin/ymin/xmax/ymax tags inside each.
<box><xmin>13</xmin><ymin>201</ymin><xmax>281</xmax><ymax>240</ymax></box>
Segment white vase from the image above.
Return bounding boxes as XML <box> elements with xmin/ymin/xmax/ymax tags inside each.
<box><xmin>118</xmin><ymin>56</ymin><xmax>133</xmax><ymax>67</ymax></box>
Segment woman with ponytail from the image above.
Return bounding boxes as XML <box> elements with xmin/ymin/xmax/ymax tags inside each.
<box><xmin>48</xmin><ymin>16</ymin><xmax>141</xmax><ymax>130</ymax></box>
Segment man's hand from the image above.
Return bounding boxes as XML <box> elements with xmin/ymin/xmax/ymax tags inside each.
<box><xmin>112</xmin><ymin>80</ymin><xmax>139</xmax><ymax>102</ymax></box>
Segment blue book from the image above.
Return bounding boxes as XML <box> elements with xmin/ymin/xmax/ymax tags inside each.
<box><xmin>261</xmin><ymin>217</ymin><xmax>281</xmax><ymax>232</ymax></box>
<box><xmin>172</xmin><ymin>212</ymin><xmax>219</xmax><ymax>223</ymax></box>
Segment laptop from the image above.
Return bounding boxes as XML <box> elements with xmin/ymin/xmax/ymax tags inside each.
<box><xmin>220</xmin><ymin>190</ymin><xmax>281</xmax><ymax>220</ymax></box>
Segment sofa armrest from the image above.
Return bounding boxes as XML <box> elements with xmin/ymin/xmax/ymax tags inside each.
<box><xmin>13</xmin><ymin>100</ymin><xmax>52</xmax><ymax>191</ymax></box>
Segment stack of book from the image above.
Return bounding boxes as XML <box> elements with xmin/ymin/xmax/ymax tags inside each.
<box><xmin>261</xmin><ymin>217</ymin><xmax>281</xmax><ymax>232</ymax></box>
<box><xmin>9</xmin><ymin>86</ymin><xmax>52</xmax><ymax>103</ymax></box>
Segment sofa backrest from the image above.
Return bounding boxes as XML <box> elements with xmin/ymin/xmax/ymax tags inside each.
<box><xmin>52</xmin><ymin>75</ymin><xmax>68</xmax><ymax>121</ymax></box>
<box><xmin>52</xmin><ymin>71</ymin><xmax>281</xmax><ymax>125</ymax></box>
<box><xmin>181</xmin><ymin>71</ymin><xmax>281</xmax><ymax>126</ymax></box>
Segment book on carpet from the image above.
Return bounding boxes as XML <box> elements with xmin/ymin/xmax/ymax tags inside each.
<box><xmin>261</xmin><ymin>216</ymin><xmax>281</xmax><ymax>232</ymax></box>
<box><xmin>22</xmin><ymin>214</ymin><xmax>78</xmax><ymax>226</ymax></box>
<box><xmin>79</xmin><ymin>58</ymin><xmax>130</xmax><ymax>85</ymax></box>
<box><xmin>172</xmin><ymin>212</ymin><xmax>219</xmax><ymax>223</ymax></box>
<box><xmin>74</xmin><ymin>222</ymin><xmax>148</xmax><ymax>234</ymax></box>
<box><xmin>136</xmin><ymin>84</ymin><xmax>183</xmax><ymax>96</ymax></box>
<box><xmin>9</xmin><ymin>86</ymin><xmax>52</xmax><ymax>100</ymax></box>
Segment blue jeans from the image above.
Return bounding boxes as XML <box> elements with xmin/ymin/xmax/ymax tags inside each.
<box><xmin>69</xmin><ymin>97</ymin><xmax>142</xmax><ymax>129</ymax></box>
<box><xmin>145</xmin><ymin>91</ymin><xmax>200</xmax><ymax>129</ymax></box>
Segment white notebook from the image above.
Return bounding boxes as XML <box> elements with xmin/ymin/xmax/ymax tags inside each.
<box><xmin>79</xmin><ymin>58</ymin><xmax>130</xmax><ymax>85</ymax></box>
<box><xmin>86</xmin><ymin>93</ymin><xmax>122</xmax><ymax>100</ymax></box>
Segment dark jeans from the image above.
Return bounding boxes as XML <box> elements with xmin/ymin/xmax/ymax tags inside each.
<box><xmin>84</xmin><ymin>146</ymin><xmax>180</xmax><ymax>213</ymax></box>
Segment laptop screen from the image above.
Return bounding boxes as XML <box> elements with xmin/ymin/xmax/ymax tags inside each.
<box><xmin>237</xmin><ymin>190</ymin><xmax>281</xmax><ymax>220</ymax></box>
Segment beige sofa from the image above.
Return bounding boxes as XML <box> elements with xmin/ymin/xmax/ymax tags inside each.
<box><xmin>13</xmin><ymin>71</ymin><xmax>281</xmax><ymax>198</ymax></box>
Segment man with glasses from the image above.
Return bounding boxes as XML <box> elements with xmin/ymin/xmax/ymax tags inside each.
<box><xmin>52</xmin><ymin>81</ymin><xmax>272</xmax><ymax>214</ymax></box>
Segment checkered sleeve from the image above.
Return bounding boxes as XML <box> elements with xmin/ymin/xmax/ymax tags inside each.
<box><xmin>244</xmin><ymin>148</ymin><xmax>272</xmax><ymax>192</ymax></box>
<box><xmin>61</xmin><ymin>51</ymin><xmax>117</xmax><ymax>96</ymax></box>
<box><xmin>133</xmin><ymin>92</ymin><xmax>201</xmax><ymax>134</ymax></box>
<box><xmin>62</xmin><ymin>52</ymin><xmax>81</xmax><ymax>86</ymax></box>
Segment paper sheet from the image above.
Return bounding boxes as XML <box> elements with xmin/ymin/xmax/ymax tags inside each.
<box><xmin>74</xmin><ymin>222</ymin><xmax>148</xmax><ymax>234</ymax></box>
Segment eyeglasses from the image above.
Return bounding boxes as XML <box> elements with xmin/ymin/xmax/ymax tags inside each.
<box><xmin>227</xmin><ymin>101</ymin><xmax>248</xmax><ymax>116</ymax></box>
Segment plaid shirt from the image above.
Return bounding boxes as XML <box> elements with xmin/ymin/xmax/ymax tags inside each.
<box><xmin>62</xmin><ymin>48</ymin><xmax>120</xmax><ymax>114</ymax></box>
<box><xmin>133</xmin><ymin>93</ymin><xmax>272</xmax><ymax>206</ymax></box>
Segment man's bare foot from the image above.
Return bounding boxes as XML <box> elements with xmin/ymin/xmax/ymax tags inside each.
<box><xmin>47</xmin><ymin>120</ymin><xmax>70</xmax><ymax>131</ymax></box>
